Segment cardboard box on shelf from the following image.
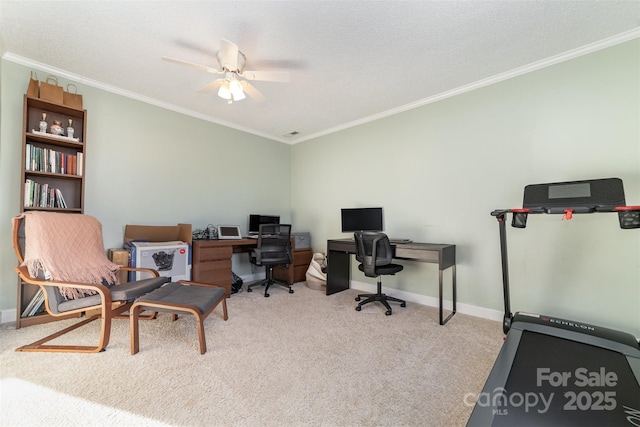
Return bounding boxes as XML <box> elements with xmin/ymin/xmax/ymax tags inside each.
<box><xmin>108</xmin><ymin>248</ymin><xmax>130</xmax><ymax>284</ymax></box>
<box><xmin>124</xmin><ymin>223</ymin><xmax>192</xmax><ymax>244</ymax></box>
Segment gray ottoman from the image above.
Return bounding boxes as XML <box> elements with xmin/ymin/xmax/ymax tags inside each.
<box><xmin>130</xmin><ymin>280</ymin><xmax>228</xmax><ymax>355</ymax></box>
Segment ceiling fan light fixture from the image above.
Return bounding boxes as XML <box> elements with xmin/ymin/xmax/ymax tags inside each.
<box><xmin>218</xmin><ymin>82</ymin><xmax>231</xmax><ymax>100</ymax></box>
<box><xmin>164</xmin><ymin>38</ymin><xmax>288</xmax><ymax>104</ymax></box>
<box><xmin>229</xmin><ymin>79</ymin><xmax>245</xmax><ymax>101</ymax></box>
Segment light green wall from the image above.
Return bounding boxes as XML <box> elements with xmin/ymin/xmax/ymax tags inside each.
<box><xmin>0</xmin><ymin>60</ymin><xmax>291</xmax><ymax>311</ymax></box>
<box><xmin>1</xmin><ymin>40</ymin><xmax>638</xmax><ymax>336</ymax></box>
<box><xmin>291</xmin><ymin>39</ymin><xmax>640</xmax><ymax>337</ymax></box>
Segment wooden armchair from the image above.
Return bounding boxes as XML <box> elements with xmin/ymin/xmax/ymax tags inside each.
<box><xmin>12</xmin><ymin>212</ymin><xmax>169</xmax><ymax>353</ymax></box>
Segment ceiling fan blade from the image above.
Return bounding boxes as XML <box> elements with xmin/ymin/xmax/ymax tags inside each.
<box><xmin>219</xmin><ymin>39</ymin><xmax>239</xmax><ymax>71</ymax></box>
<box><xmin>241</xmin><ymin>70</ymin><xmax>290</xmax><ymax>83</ymax></box>
<box><xmin>198</xmin><ymin>79</ymin><xmax>225</xmax><ymax>94</ymax></box>
<box><xmin>162</xmin><ymin>56</ymin><xmax>222</xmax><ymax>74</ymax></box>
<box><xmin>241</xmin><ymin>81</ymin><xmax>266</xmax><ymax>102</ymax></box>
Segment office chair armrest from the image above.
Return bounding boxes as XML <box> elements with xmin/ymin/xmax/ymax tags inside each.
<box><xmin>252</xmin><ymin>248</ymin><xmax>266</xmax><ymax>263</ymax></box>
<box><xmin>372</xmin><ymin>235</ymin><xmax>393</xmax><ymax>266</ymax></box>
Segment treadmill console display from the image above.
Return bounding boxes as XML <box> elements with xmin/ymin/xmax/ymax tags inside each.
<box><xmin>523</xmin><ymin>177</ymin><xmax>626</xmax><ymax>213</ymax></box>
<box><xmin>548</xmin><ymin>182</ymin><xmax>591</xmax><ymax>199</ymax></box>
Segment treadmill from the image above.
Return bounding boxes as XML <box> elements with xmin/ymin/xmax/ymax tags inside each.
<box><xmin>467</xmin><ymin>178</ymin><xmax>640</xmax><ymax>426</ymax></box>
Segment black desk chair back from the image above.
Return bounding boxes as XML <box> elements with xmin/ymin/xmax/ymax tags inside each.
<box><xmin>247</xmin><ymin>224</ymin><xmax>294</xmax><ymax>297</ymax></box>
<box><xmin>354</xmin><ymin>231</ymin><xmax>406</xmax><ymax>315</ymax></box>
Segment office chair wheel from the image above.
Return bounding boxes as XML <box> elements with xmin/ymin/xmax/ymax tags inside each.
<box><xmin>247</xmin><ymin>287</ymin><xmax>253</xmax><ymax>293</ymax></box>
<box><xmin>355</xmin><ymin>305</ymin><xmax>361</xmax><ymax>311</ymax></box>
<box><xmin>264</xmin><ymin>292</ymin><xmax>270</xmax><ymax>297</ymax></box>
<box><xmin>386</xmin><ymin>310</ymin><xmax>392</xmax><ymax>316</ymax></box>
<box><xmin>401</xmin><ymin>302</ymin><xmax>406</xmax><ymax>307</ymax></box>
<box><xmin>355</xmin><ymin>296</ymin><xmax>361</xmax><ymax>301</ymax></box>
<box><xmin>289</xmin><ymin>289</ymin><xmax>294</xmax><ymax>293</ymax></box>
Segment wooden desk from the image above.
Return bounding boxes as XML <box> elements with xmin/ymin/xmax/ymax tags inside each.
<box><xmin>192</xmin><ymin>238</ymin><xmax>306</xmax><ymax>295</ymax></box>
<box><xmin>326</xmin><ymin>239</ymin><xmax>457</xmax><ymax>325</ymax></box>
<box><xmin>192</xmin><ymin>239</ymin><xmax>257</xmax><ymax>298</ymax></box>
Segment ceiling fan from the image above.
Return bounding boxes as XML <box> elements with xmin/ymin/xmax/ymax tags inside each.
<box><xmin>162</xmin><ymin>39</ymin><xmax>290</xmax><ymax>103</ymax></box>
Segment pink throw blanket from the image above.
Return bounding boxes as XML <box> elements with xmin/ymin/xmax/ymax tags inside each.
<box><xmin>15</xmin><ymin>212</ymin><xmax>119</xmax><ymax>300</ymax></box>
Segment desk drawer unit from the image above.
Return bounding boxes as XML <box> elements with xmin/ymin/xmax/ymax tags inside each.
<box><xmin>394</xmin><ymin>246</ymin><xmax>439</xmax><ymax>263</ymax></box>
<box><xmin>192</xmin><ymin>241</ymin><xmax>233</xmax><ymax>297</ymax></box>
<box><xmin>196</xmin><ymin>246</ymin><xmax>232</xmax><ymax>261</ymax></box>
<box><xmin>329</xmin><ymin>240</ymin><xmax>355</xmax><ymax>253</ymax></box>
<box><xmin>273</xmin><ymin>249</ymin><xmax>313</xmax><ymax>285</ymax></box>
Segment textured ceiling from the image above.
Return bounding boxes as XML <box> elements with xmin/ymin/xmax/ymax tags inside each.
<box><xmin>1</xmin><ymin>1</ymin><xmax>638</xmax><ymax>144</ymax></box>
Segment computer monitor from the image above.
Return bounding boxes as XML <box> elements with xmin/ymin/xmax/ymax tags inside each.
<box><xmin>248</xmin><ymin>214</ymin><xmax>281</xmax><ymax>234</ymax></box>
<box><xmin>341</xmin><ymin>207</ymin><xmax>384</xmax><ymax>232</ymax></box>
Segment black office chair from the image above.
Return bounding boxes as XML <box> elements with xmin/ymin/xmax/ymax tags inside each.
<box><xmin>247</xmin><ymin>224</ymin><xmax>294</xmax><ymax>297</ymax></box>
<box><xmin>354</xmin><ymin>231</ymin><xmax>406</xmax><ymax>315</ymax></box>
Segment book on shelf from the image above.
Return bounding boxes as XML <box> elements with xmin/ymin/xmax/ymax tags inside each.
<box><xmin>39</xmin><ymin>183</ymin><xmax>48</xmax><ymax>208</ymax></box>
<box><xmin>77</xmin><ymin>152</ymin><xmax>83</xmax><ymax>176</ymax></box>
<box><xmin>32</xmin><ymin>297</ymin><xmax>46</xmax><ymax>316</ymax></box>
<box><xmin>21</xmin><ymin>288</ymin><xmax>45</xmax><ymax>317</ymax></box>
<box><xmin>25</xmin><ymin>143</ymin><xmax>31</xmax><ymax>170</ymax></box>
<box><xmin>55</xmin><ymin>188</ymin><xmax>67</xmax><ymax>208</ymax></box>
<box><xmin>25</xmin><ymin>145</ymin><xmax>81</xmax><ymax>176</ymax></box>
<box><xmin>24</xmin><ymin>179</ymin><xmax>31</xmax><ymax>207</ymax></box>
<box><xmin>23</xmin><ymin>180</ymin><xmax>68</xmax><ymax>208</ymax></box>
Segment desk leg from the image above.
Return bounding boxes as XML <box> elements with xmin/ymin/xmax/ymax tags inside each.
<box><xmin>439</xmin><ymin>265</ymin><xmax>457</xmax><ymax>325</ymax></box>
<box><xmin>326</xmin><ymin>250</ymin><xmax>350</xmax><ymax>295</ymax></box>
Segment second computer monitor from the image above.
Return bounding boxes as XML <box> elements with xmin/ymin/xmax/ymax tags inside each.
<box><xmin>341</xmin><ymin>207</ymin><xmax>384</xmax><ymax>232</ymax></box>
<box><xmin>248</xmin><ymin>214</ymin><xmax>281</xmax><ymax>234</ymax></box>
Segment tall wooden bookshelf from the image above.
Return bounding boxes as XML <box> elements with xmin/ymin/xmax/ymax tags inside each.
<box><xmin>16</xmin><ymin>94</ymin><xmax>87</xmax><ymax>328</ymax></box>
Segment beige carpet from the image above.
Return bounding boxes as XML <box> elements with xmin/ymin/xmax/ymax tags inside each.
<box><xmin>0</xmin><ymin>283</ymin><xmax>503</xmax><ymax>426</ymax></box>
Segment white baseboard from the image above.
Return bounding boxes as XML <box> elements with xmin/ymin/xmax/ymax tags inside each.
<box><xmin>1</xmin><ymin>308</ymin><xmax>17</xmax><ymax>324</ymax></box>
<box><xmin>350</xmin><ymin>280</ymin><xmax>503</xmax><ymax>323</ymax></box>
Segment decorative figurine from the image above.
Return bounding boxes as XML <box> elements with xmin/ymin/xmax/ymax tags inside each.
<box><xmin>39</xmin><ymin>113</ymin><xmax>48</xmax><ymax>133</ymax></box>
<box><xmin>50</xmin><ymin>120</ymin><xmax>64</xmax><ymax>136</ymax></box>
<box><xmin>67</xmin><ymin>119</ymin><xmax>74</xmax><ymax>139</ymax></box>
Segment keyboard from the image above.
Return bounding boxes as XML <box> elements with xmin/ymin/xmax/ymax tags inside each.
<box><xmin>389</xmin><ymin>238</ymin><xmax>412</xmax><ymax>244</ymax></box>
